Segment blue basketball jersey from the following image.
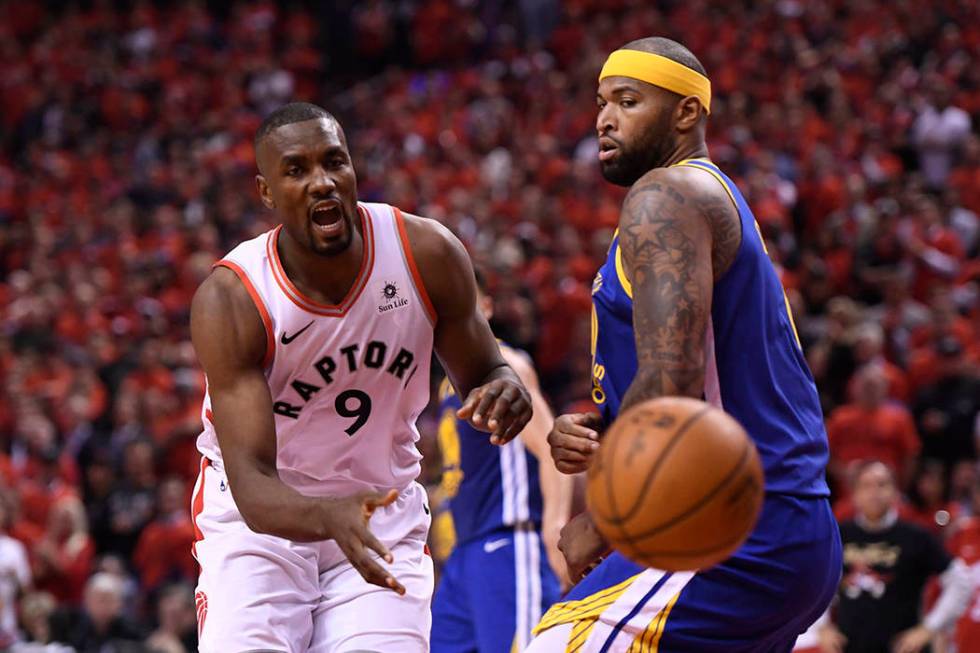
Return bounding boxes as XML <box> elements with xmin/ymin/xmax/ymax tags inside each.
<box><xmin>590</xmin><ymin>158</ymin><xmax>830</xmax><ymax>498</ymax></box>
<box><xmin>437</xmin><ymin>347</ymin><xmax>544</xmax><ymax>545</ymax></box>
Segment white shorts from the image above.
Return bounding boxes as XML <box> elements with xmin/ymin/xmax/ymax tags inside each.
<box><xmin>191</xmin><ymin>458</ymin><xmax>434</xmax><ymax>653</ymax></box>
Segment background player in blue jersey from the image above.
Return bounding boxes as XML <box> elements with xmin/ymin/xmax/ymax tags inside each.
<box><xmin>526</xmin><ymin>37</ymin><xmax>842</xmax><ymax>652</ymax></box>
<box><xmin>431</xmin><ymin>271</ymin><xmax>574</xmax><ymax>653</ymax></box>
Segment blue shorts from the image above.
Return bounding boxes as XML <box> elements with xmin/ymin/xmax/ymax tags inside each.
<box><xmin>533</xmin><ymin>495</ymin><xmax>842</xmax><ymax>652</ymax></box>
<box><xmin>432</xmin><ymin>527</ymin><xmax>562</xmax><ymax>653</ymax></box>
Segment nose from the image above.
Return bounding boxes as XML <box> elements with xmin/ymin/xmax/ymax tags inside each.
<box><xmin>308</xmin><ymin>165</ymin><xmax>335</xmax><ymax>197</ymax></box>
<box><xmin>597</xmin><ymin>104</ymin><xmax>615</xmax><ymax>135</ymax></box>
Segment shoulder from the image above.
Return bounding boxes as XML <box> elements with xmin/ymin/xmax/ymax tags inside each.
<box><xmin>191</xmin><ymin>265</ymin><xmax>254</xmax><ymax>319</ymax></box>
<box><xmin>396</xmin><ymin>210</ymin><xmax>474</xmax><ymax>319</ymax></box>
<box><xmin>621</xmin><ymin>167</ymin><xmax>698</xmax><ymax>213</ymax></box>
<box><xmin>190</xmin><ymin>265</ymin><xmax>267</xmax><ymax>365</ymax></box>
<box><xmin>397</xmin><ymin>210</ymin><xmax>463</xmax><ymax>261</ymax></box>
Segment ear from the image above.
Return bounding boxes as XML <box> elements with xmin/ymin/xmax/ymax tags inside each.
<box><xmin>675</xmin><ymin>96</ymin><xmax>705</xmax><ymax>133</ymax></box>
<box><xmin>255</xmin><ymin>174</ymin><xmax>275</xmax><ymax>210</ymax></box>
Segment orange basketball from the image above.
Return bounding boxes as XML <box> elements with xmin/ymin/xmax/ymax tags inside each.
<box><xmin>586</xmin><ymin>396</ymin><xmax>764</xmax><ymax>571</ymax></box>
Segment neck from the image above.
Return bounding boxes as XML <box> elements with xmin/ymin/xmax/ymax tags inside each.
<box><xmin>661</xmin><ymin>138</ymin><xmax>709</xmax><ymax>169</ymax></box>
<box><xmin>278</xmin><ymin>214</ymin><xmax>365</xmax><ymax>304</ymax></box>
<box><xmin>857</xmin><ymin>507</ymin><xmax>898</xmax><ymax>532</ymax></box>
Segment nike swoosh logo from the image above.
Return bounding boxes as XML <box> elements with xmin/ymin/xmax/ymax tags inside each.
<box><xmin>280</xmin><ymin>320</ymin><xmax>314</xmax><ymax>345</ymax></box>
<box><xmin>483</xmin><ymin>538</ymin><xmax>510</xmax><ymax>554</ymax></box>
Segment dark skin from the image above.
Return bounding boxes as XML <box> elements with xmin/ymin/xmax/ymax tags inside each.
<box><xmin>191</xmin><ymin>117</ymin><xmax>531</xmax><ymax>595</ymax></box>
<box><xmin>548</xmin><ymin>69</ymin><xmax>743</xmax><ymax>582</ymax></box>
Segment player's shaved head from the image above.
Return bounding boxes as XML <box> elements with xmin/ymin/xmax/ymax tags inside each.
<box><xmin>618</xmin><ymin>37</ymin><xmax>707</xmax><ymax>77</ymax></box>
<box><xmin>255</xmin><ymin>102</ymin><xmax>339</xmax><ymax>149</ymax></box>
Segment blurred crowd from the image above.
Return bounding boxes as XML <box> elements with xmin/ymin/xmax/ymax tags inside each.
<box><xmin>0</xmin><ymin>0</ymin><xmax>977</xmax><ymax>651</ymax></box>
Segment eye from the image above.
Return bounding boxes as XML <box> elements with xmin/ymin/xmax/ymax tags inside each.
<box><xmin>620</xmin><ymin>98</ymin><xmax>636</xmax><ymax>108</ymax></box>
<box><xmin>285</xmin><ymin>166</ymin><xmax>302</xmax><ymax>177</ymax></box>
<box><xmin>329</xmin><ymin>157</ymin><xmax>347</xmax><ymax>169</ymax></box>
<box><xmin>597</xmin><ymin>99</ymin><xmax>607</xmax><ymax>109</ymax></box>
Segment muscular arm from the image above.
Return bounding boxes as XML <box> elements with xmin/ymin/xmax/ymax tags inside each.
<box><xmin>401</xmin><ymin>213</ymin><xmax>531</xmax><ymax>442</ymax></box>
<box><xmin>191</xmin><ymin>268</ymin><xmax>333</xmax><ymax>540</ymax></box>
<box><xmin>617</xmin><ymin>169</ymin><xmax>714</xmax><ymax>411</ymax></box>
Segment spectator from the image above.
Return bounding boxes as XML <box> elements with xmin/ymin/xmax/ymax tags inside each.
<box><xmin>946</xmin><ymin>491</ymin><xmax>980</xmax><ymax>652</ymax></box>
<box><xmin>16</xmin><ymin>591</ymin><xmax>58</xmax><ymax>648</ymax></box>
<box><xmin>104</xmin><ymin>440</ymin><xmax>157</xmax><ymax>560</ymax></box>
<box><xmin>48</xmin><ymin>572</ymin><xmax>144</xmax><ymax>652</ymax></box>
<box><xmin>0</xmin><ymin>497</ymin><xmax>31</xmax><ymax>645</ymax></box>
<box><xmin>132</xmin><ymin>477</ymin><xmax>196</xmax><ymax>593</ymax></box>
<box><xmin>912</xmin><ymin>81</ymin><xmax>973</xmax><ymax>191</ymax></box>
<box><xmin>826</xmin><ymin>364</ymin><xmax>921</xmax><ymax>494</ymax></box>
<box><xmin>912</xmin><ymin>337</ymin><xmax>980</xmax><ymax>466</ymax></box>
<box><xmin>143</xmin><ymin>583</ymin><xmax>197</xmax><ymax>653</ymax></box>
<box><xmin>32</xmin><ymin>496</ymin><xmax>95</xmax><ymax>605</ymax></box>
<box><xmin>818</xmin><ymin>461</ymin><xmax>974</xmax><ymax>653</ymax></box>
<box><xmin>905</xmin><ymin>459</ymin><xmax>957</xmax><ymax>535</ymax></box>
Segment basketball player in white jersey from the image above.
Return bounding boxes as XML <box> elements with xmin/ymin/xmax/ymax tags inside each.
<box><xmin>189</xmin><ymin>102</ymin><xmax>532</xmax><ymax>653</ymax></box>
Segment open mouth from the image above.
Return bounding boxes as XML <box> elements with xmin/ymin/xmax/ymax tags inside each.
<box><xmin>598</xmin><ymin>138</ymin><xmax>619</xmax><ymax>162</ymax></box>
<box><xmin>310</xmin><ymin>200</ymin><xmax>344</xmax><ymax>237</ymax></box>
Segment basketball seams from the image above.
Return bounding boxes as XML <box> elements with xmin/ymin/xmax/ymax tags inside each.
<box><xmin>621</xmin><ymin>437</ymin><xmax>752</xmax><ymax>539</ymax></box>
<box><xmin>597</xmin><ymin>402</ymin><xmax>712</xmax><ymax>566</ymax></box>
<box><xmin>611</xmin><ymin>404</ymin><xmax>713</xmax><ymax>523</ymax></box>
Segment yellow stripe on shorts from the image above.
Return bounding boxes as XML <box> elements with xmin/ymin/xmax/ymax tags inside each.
<box><xmin>626</xmin><ymin>591</ymin><xmax>681</xmax><ymax>653</ymax></box>
<box><xmin>532</xmin><ymin>573</ymin><xmax>640</xmax><ymax>635</ymax></box>
<box><xmin>566</xmin><ymin>618</ymin><xmax>598</xmax><ymax>653</ymax></box>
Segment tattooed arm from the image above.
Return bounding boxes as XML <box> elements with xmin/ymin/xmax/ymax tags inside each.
<box><xmin>618</xmin><ymin>169</ymin><xmax>716</xmax><ymax>411</ymax></box>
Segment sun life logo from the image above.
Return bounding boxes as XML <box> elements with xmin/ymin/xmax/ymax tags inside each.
<box><xmin>383</xmin><ymin>281</ymin><xmax>398</xmax><ymax>300</ymax></box>
<box><xmin>378</xmin><ymin>280</ymin><xmax>409</xmax><ymax>314</ymax></box>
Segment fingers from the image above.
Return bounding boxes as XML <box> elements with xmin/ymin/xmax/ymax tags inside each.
<box><xmin>486</xmin><ymin>385</ymin><xmax>518</xmax><ymax>431</ymax></box>
<box><xmin>556</xmin><ymin>414</ymin><xmax>601</xmax><ymax>440</ymax></box>
<box><xmin>364</xmin><ymin>489</ymin><xmax>399</xmax><ymax>511</ymax></box>
<box><xmin>455</xmin><ymin>387</ymin><xmax>481</xmax><ymax>421</ymax></box>
<box><xmin>549</xmin><ymin>429</ymin><xmax>599</xmax><ymax>455</ymax></box>
<box><xmin>340</xmin><ymin>532</ymin><xmax>405</xmax><ymax>595</ymax></box>
<box><xmin>556</xmin><ymin>458</ymin><xmax>591</xmax><ymax>474</ymax></box>
<box><xmin>491</xmin><ymin>401</ymin><xmax>532</xmax><ymax>446</ymax></box>
<box><xmin>471</xmin><ymin>385</ymin><xmax>500</xmax><ymax>426</ymax></box>
<box><xmin>458</xmin><ymin>381</ymin><xmax>532</xmax><ymax>444</ymax></box>
<box><xmin>360</xmin><ymin>523</ymin><xmax>394</xmax><ymax>565</ymax></box>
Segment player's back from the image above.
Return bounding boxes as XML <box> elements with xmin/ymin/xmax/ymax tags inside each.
<box><xmin>436</xmin><ymin>355</ymin><xmax>543</xmax><ymax>546</ymax></box>
<box><xmin>196</xmin><ymin>202</ymin><xmax>434</xmax><ymax>496</ymax></box>
<box><xmin>591</xmin><ymin>158</ymin><xmax>829</xmax><ymax>499</ymax></box>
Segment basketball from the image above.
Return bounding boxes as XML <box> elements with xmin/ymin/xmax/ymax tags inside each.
<box><xmin>586</xmin><ymin>397</ymin><xmax>764</xmax><ymax>571</ymax></box>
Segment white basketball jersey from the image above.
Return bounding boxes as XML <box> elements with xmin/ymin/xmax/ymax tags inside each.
<box><xmin>196</xmin><ymin>202</ymin><xmax>435</xmax><ymax>496</ymax></box>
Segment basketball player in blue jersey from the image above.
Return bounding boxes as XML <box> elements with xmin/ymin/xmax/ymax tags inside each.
<box><xmin>431</xmin><ymin>271</ymin><xmax>574</xmax><ymax>653</ymax></box>
<box><xmin>525</xmin><ymin>38</ymin><xmax>842</xmax><ymax>652</ymax></box>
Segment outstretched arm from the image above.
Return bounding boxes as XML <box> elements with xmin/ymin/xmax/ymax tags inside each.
<box><xmin>617</xmin><ymin>169</ymin><xmax>714</xmax><ymax>411</ymax></box>
<box><xmin>401</xmin><ymin>212</ymin><xmax>532</xmax><ymax>444</ymax></box>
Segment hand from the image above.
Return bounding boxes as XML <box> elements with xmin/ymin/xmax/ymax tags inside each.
<box><xmin>892</xmin><ymin>625</ymin><xmax>934</xmax><ymax>653</ymax></box>
<box><xmin>457</xmin><ymin>377</ymin><xmax>532</xmax><ymax>445</ymax></box>
<box><xmin>817</xmin><ymin>624</ymin><xmax>847</xmax><ymax>653</ymax></box>
<box><xmin>322</xmin><ymin>489</ymin><xmax>405</xmax><ymax>594</ymax></box>
<box><xmin>548</xmin><ymin>413</ymin><xmax>602</xmax><ymax>474</ymax></box>
<box><xmin>558</xmin><ymin>512</ymin><xmax>609</xmax><ymax>583</ymax></box>
<box><xmin>542</xmin><ymin>511</ymin><xmax>571</xmax><ymax>592</ymax></box>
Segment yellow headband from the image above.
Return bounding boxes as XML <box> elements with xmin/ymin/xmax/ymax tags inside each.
<box><xmin>599</xmin><ymin>49</ymin><xmax>711</xmax><ymax>115</ymax></box>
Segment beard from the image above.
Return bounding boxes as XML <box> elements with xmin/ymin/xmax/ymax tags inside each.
<box><xmin>599</xmin><ymin>110</ymin><xmax>677</xmax><ymax>187</ymax></box>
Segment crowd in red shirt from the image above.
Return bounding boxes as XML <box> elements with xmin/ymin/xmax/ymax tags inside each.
<box><xmin>0</xmin><ymin>0</ymin><xmax>978</xmax><ymax>650</ymax></box>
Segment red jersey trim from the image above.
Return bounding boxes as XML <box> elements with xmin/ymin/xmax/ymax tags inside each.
<box><xmin>393</xmin><ymin>207</ymin><xmax>438</xmax><ymax>325</ymax></box>
<box><xmin>266</xmin><ymin>205</ymin><xmax>375</xmax><ymax>317</ymax></box>
<box><xmin>213</xmin><ymin>260</ymin><xmax>275</xmax><ymax>369</ymax></box>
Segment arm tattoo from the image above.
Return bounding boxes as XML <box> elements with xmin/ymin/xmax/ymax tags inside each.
<box><xmin>618</xmin><ymin>177</ymin><xmax>713</xmax><ymax>410</ymax></box>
